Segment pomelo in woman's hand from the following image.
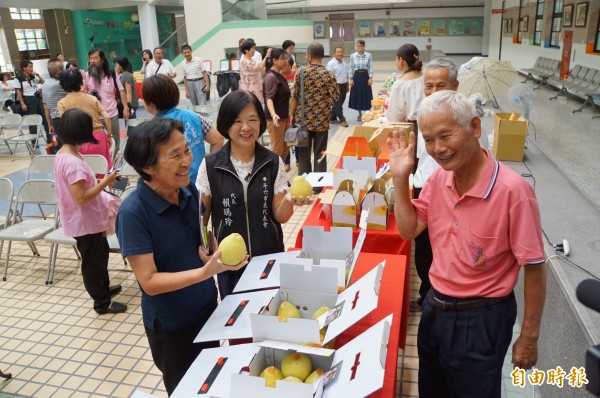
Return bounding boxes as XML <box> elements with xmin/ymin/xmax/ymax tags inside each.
<box><xmin>290</xmin><ymin>176</ymin><xmax>313</xmax><ymax>197</ymax></box>
<box><xmin>218</xmin><ymin>233</ymin><xmax>247</xmax><ymax>265</ymax></box>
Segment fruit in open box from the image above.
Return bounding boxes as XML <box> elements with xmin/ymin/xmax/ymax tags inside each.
<box><xmin>305</xmin><ymin>368</ymin><xmax>325</xmax><ymax>384</ymax></box>
<box><xmin>281</xmin><ymin>353</ymin><xmax>312</xmax><ymax>381</ymax></box>
<box><xmin>260</xmin><ymin>366</ymin><xmax>284</xmax><ymax>388</ymax></box>
<box><xmin>277</xmin><ymin>301</ymin><xmax>301</xmax><ymax>322</ymax></box>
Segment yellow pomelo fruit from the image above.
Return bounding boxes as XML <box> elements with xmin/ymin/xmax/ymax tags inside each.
<box><xmin>218</xmin><ymin>233</ymin><xmax>247</xmax><ymax>265</ymax></box>
<box><xmin>283</xmin><ymin>376</ymin><xmax>304</xmax><ymax>383</ymax></box>
<box><xmin>311</xmin><ymin>306</ymin><xmax>329</xmax><ymax>320</ymax></box>
<box><xmin>281</xmin><ymin>353</ymin><xmax>312</xmax><ymax>381</ymax></box>
<box><xmin>259</xmin><ymin>366</ymin><xmax>284</xmax><ymax>388</ymax></box>
<box><xmin>277</xmin><ymin>301</ymin><xmax>301</xmax><ymax>322</ymax></box>
<box><xmin>290</xmin><ymin>176</ymin><xmax>313</xmax><ymax>198</ymax></box>
<box><xmin>304</xmin><ymin>368</ymin><xmax>325</xmax><ymax>384</ymax></box>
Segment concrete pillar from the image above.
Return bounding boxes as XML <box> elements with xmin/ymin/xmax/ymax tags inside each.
<box><xmin>138</xmin><ymin>3</ymin><xmax>159</xmax><ymax>51</ymax></box>
<box><xmin>183</xmin><ymin>0</ymin><xmax>222</xmax><ymax>46</ymax></box>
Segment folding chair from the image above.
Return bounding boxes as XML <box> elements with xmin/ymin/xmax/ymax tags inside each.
<box><xmin>0</xmin><ymin>179</ymin><xmax>57</xmax><ymax>281</ymax></box>
<box><xmin>21</xmin><ymin>114</ymin><xmax>47</xmax><ymax>145</ymax></box>
<box><xmin>0</xmin><ymin>178</ymin><xmax>14</xmax><ymax>230</ymax></box>
<box><xmin>11</xmin><ymin>114</ymin><xmax>44</xmax><ymax>159</ymax></box>
<box><xmin>83</xmin><ymin>154</ymin><xmax>109</xmax><ymax>175</ymax></box>
<box><xmin>44</xmin><ymin>211</ymin><xmax>80</xmax><ymax>285</ymax></box>
<box><xmin>26</xmin><ymin>154</ymin><xmax>55</xmax><ymax>180</ymax></box>
<box><xmin>0</xmin><ymin>114</ymin><xmax>22</xmax><ymax>160</ymax></box>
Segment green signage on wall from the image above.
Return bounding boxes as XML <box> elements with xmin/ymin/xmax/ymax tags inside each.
<box><xmin>72</xmin><ymin>10</ymin><xmax>175</xmax><ymax>71</ymax></box>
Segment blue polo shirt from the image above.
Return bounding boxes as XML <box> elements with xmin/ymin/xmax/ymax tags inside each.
<box><xmin>116</xmin><ymin>179</ymin><xmax>218</xmax><ymax>331</ymax></box>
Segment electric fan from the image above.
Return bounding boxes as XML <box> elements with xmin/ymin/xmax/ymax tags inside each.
<box><xmin>507</xmin><ymin>84</ymin><xmax>534</xmax><ymax>119</ymax></box>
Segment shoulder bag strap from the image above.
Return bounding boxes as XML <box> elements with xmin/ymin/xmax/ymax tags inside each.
<box><xmin>300</xmin><ymin>66</ymin><xmax>305</xmax><ymax>127</ymax></box>
<box><xmin>110</xmin><ymin>70</ymin><xmax>120</xmax><ymax>99</ymax></box>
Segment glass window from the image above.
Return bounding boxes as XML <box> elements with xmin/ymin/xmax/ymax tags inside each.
<box><xmin>10</xmin><ymin>8</ymin><xmax>42</xmax><ymax>20</ymax></box>
<box><xmin>550</xmin><ymin>0</ymin><xmax>562</xmax><ymax>48</ymax></box>
<box><xmin>534</xmin><ymin>0</ymin><xmax>545</xmax><ymax>45</ymax></box>
<box><xmin>595</xmin><ymin>16</ymin><xmax>600</xmax><ymax>52</ymax></box>
<box><xmin>14</xmin><ymin>29</ymin><xmax>48</xmax><ymax>51</ymax></box>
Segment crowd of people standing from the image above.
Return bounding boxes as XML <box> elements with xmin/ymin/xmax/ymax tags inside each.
<box><xmin>0</xmin><ymin>39</ymin><xmax>547</xmax><ymax>398</ymax></box>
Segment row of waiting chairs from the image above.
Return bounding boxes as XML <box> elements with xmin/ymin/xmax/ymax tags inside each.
<box><xmin>522</xmin><ymin>57</ymin><xmax>561</xmax><ymax>90</ymax></box>
<box><xmin>548</xmin><ymin>65</ymin><xmax>600</xmax><ymax>114</ymax></box>
<box><xmin>0</xmin><ymin>154</ymin><xmax>138</xmax><ymax>285</ymax></box>
<box><xmin>523</xmin><ymin>57</ymin><xmax>600</xmax><ymax>116</ymax></box>
<box><xmin>0</xmin><ymin>114</ymin><xmax>46</xmax><ymax>161</ymax></box>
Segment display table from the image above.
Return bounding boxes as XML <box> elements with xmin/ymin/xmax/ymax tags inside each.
<box><xmin>294</xmin><ymin>195</ymin><xmax>412</xmax><ymax>257</ymax></box>
<box><xmin>336</xmin><ymin>251</ymin><xmax>409</xmax><ymax>398</ymax></box>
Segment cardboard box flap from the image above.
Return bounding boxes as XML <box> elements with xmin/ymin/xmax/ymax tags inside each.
<box><xmin>342</xmin><ymin>157</ymin><xmax>377</xmax><ymax>179</ymax></box>
<box><xmin>171</xmin><ymin>343</ymin><xmax>261</xmax><ymax>398</ymax></box>
<box><xmin>258</xmin><ymin>339</ymin><xmax>335</xmax><ymax>356</ymax></box>
<box><xmin>230</xmin><ymin>372</ymin><xmax>314</xmax><ymax>398</ymax></box>
<box><xmin>333</xmin><ymin>169</ymin><xmax>369</xmax><ymax>195</ymax></box>
<box><xmin>326</xmin><ymin>125</ymin><xmax>380</xmax><ymax>158</ymax></box>
<box><xmin>346</xmin><ymin>228</ymin><xmax>366</xmax><ymax>286</ymax></box>
<box><xmin>194</xmin><ymin>289</ymin><xmax>278</xmax><ymax>343</ymax></box>
<box><xmin>322</xmin><ymin>261</ymin><xmax>384</xmax><ymax>344</ymax></box>
<box><xmin>301</xmin><ymin>226</ymin><xmax>353</xmax><ymax>254</ymax></box>
<box><xmin>322</xmin><ymin>314</ymin><xmax>393</xmax><ymax>398</ymax></box>
<box><xmin>368</xmin><ymin>123</ymin><xmax>413</xmax><ymax>156</ymax></box>
<box><xmin>233</xmin><ymin>251</ymin><xmax>301</xmax><ymax>294</ymax></box>
<box><xmin>250</xmin><ymin>313</ymin><xmax>322</xmax><ymax>345</ymax></box>
<box><xmin>280</xmin><ymin>262</ymin><xmax>339</xmax><ymax>295</ymax></box>
<box><xmin>304</xmin><ymin>172</ymin><xmax>333</xmax><ymax>188</ymax></box>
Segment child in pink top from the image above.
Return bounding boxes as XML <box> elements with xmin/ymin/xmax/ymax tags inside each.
<box><xmin>54</xmin><ymin>109</ymin><xmax>127</xmax><ymax>315</ymax></box>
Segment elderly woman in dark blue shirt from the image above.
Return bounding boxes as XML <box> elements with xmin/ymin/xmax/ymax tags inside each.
<box><xmin>116</xmin><ymin>118</ymin><xmax>246</xmax><ymax>395</ymax></box>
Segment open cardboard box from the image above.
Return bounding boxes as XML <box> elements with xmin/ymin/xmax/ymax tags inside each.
<box><xmin>493</xmin><ymin>113</ymin><xmax>528</xmax><ymax>162</ymax></box>
<box><xmin>194</xmin><ymin>289</ymin><xmax>279</xmax><ymax>343</ymax></box>
<box><xmin>250</xmin><ymin>260</ymin><xmax>384</xmax><ymax>347</ymax></box>
<box><xmin>299</xmin><ymin>226</ymin><xmax>366</xmax><ymax>284</ymax></box>
<box><xmin>173</xmin><ymin>315</ymin><xmax>393</xmax><ymax>398</ymax></box>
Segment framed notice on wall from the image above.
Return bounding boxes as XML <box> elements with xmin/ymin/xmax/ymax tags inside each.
<box><xmin>314</xmin><ymin>22</ymin><xmax>325</xmax><ymax>38</ymax></box>
<box><xmin>575</xmin><ymin>2</ymin><xmax>588</xmax><ymax>27</ymax></box>
<box><xmin>401</xmin><ymin>20</ymin><xmax>416</xmax><ymax>36</ymax></box>
<box><xmin>373</xmin><ymin>21</ymin><xmax>386</xmax><ymax>36</ymax></box>
<box><xmin>358</xmin><ymin>21</ymin><xmax>371</xmax><ymax>37</ymax></box>
<box><xmin>389</xmin><ymin>21</ymin><xmax>401</xmax><ymax>36</ymax></box>
<box><xmin>417</xmin><ymin>19</ymin><xmax>431</xmax><ymax>36</ymax></box>
<box><xmin>432</xmin><ymin>19</ymin><xmax>447</xmax><ymax>35</ymax></box>
<box><xmin>563</xmin><ymin>4</ymin><xmax>573</xmax><ymax>27</ymax></box>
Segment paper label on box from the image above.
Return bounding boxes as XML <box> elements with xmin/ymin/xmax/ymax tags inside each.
<box><xmin>323</xmin><ymin>301</ymin><xmax>344</xmax><ymax>328</ymax></box>
<box><xmin>322</xmin><ymin>361</ymin><xmax>343</xmax><ymax>387</ymax></box>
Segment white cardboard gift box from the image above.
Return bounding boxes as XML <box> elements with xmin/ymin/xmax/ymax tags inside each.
<box><xmin>172</xmin><ymin>314</ymin><xmax>393</xmax><ymax>398</ymax></box>
<box><xmin>250</xmin><ymin>261</ymin><xmax>384</xmax><ymax>347</ymax></box>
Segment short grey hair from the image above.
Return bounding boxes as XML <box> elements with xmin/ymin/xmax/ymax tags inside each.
<box><xmin>418</xmin><ymin>90</ymin><xmax>475</xmax><ymax>131</ymax></box>
<box><xmin>47</xmin><ymin>58</ymin><xmax>64</xmax><ymax>78</ymax></box>
<box><xmin>423</xmin><ymin>57</ymin><xmax>459</xmax><ymax>84</ymax></box>
<box><xmin>306</xmin><ymin>42</ymin><xmax>324</xmax><ymax>58</ymax></box>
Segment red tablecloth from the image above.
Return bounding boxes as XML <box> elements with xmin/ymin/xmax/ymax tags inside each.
<box><xmin>294</xmin><ymin>196</ymin><xmax>412</xmax><ymax>257</ymax></box>
<box><xmin>336</xmin><ymin>251</ymin><xmax>409</xmax><ymax>398</ymax></box>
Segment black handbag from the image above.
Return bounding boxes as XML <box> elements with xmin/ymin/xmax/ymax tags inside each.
<box><xmin>285</xmin><ymin>66</ymin><xmax>309</xmax><ymax>147</ymax></box>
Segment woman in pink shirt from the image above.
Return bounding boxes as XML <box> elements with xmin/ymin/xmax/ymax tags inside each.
<box><xmin>54</xmin><ymin>109</ymin><xmax>126</xmax><ymax>315</ymax></box>
<box><xmin>239</xmin><ymin>39</ymin><xmax>270</xmax><ymax>104</ymax></box>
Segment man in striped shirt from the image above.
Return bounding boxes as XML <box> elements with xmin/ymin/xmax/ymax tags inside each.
<box><xmin>181</xmin><ymin>44</ymin><xmax>210</xmax><ymax>107</ymax></box>
<box><xmin>42</xmin><ymin>58</ymin><xmax>66</xmax><ymax>139</ymax></box>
